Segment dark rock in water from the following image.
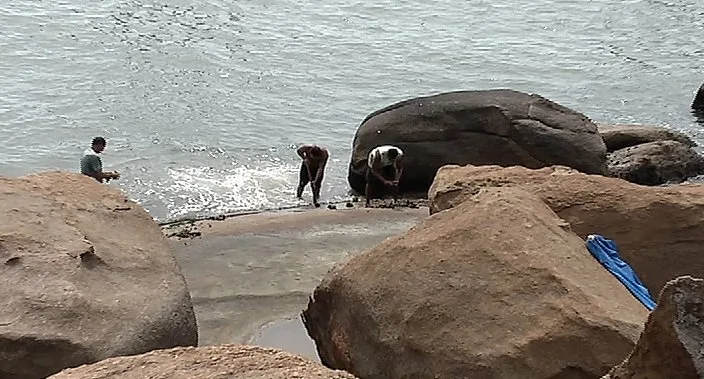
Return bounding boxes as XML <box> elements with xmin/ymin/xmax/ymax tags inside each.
<box><xmin>607</xmin><ymin>140</ymin><xmax>704</xmax><ymax>185</ymax></box>
<box><xmin>345</xmin><ymin>202</ymin><xmax>354</xmax><ymax>208</ymax></box>
<box><xmin>598</xmin><ymin>124</ymin><xmax>696</xmax><ymax>152</ymax></box>
<box><xmin>603</xmin><ymin>276</ymin><xmax>704</xmax><ymax>379</ymax></box>
<box><xmin>692</xmin><ymin>82</ymin><xmax>704</xmax><ymax>110</ymax></box>
<box><xmin>347</xmin><ymin>89</ymin><xmax>607</xmax><ymax>194</ymax></box>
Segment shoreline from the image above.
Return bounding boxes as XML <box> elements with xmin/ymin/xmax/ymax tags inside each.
<box><xmin>161</xmin><ymin>196</ymin><xmax>428</xmax><ymax>238</ymax></box>
<box><xmin>163</xmin><ymin>202</ymin><xmax>429</xmax><ymax>358</ymax></box>
<box><xmin>157</xmin><ymin>192</ymin><xmax>429</xmax><ymax>229</ymax></box>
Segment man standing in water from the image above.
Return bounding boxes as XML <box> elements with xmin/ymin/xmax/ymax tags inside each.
<box><xmin>80</xmin><ymin>137</ymin><xmax>120</xmax><ymax>183</ymax></box>
<box><xmin>365</xmin><ymin>145</ymin><xmax>404</xmax><ymax>207</ymax></box>
<box><xmin>296</xmin><ymin>144</ymin><xmax>329</xmax><ymax>207</ymax></box>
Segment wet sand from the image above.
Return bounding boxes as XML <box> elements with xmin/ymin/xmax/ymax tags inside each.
<box><xmin>164</xmin><ymin>203</ymin><xmax>428</xmax><ymax>361</ymax></box>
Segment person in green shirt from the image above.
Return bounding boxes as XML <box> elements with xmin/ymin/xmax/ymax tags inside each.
<box><xmin>80</xmin><ymin>137</ymin><xmax>120</xmax><ymax>183</ymax></box>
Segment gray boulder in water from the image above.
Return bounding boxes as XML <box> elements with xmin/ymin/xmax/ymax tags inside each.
<box><xmin>607</xmin><ymin>140</ymin><xmax>704</xmax><ymax>186</ymax></box>
<box><xmin>597</xmin><ymin>124</ymin><xmax>696</xmax><ymax>153</ymax></box>
<box><xmin>347</xmin><ymin>89</ymin><xmax>607</xmax><ymax>194</ymax></box>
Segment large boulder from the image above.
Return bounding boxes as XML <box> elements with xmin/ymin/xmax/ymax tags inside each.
<box><xmin>428</xmin><ymin>164</ymin><xmax>704</xmax><ymax>296</ymax></box>
<box><xmin>603</xmin><ymin>276</ymin><xmax>704</xmax><ymax>379</ymax></box>
<box><xmin>303</xmin><ymin>187</ymin><xmax>648</xmax><ymax>379</ymax></box>
<box><xmin>50</xmin><ymin>345</ymin><xmax>357</xmax><ymax>379</ymax></box>
<box><xmin>607</xmin><ymin>140</ymin><xmax>704</xmax><ymax>185</ymax></box>
<box><xmin>597</xmin><ymin>124</ymin><xmax>696</xmax><ymax>152</ymax></box>
<box><xmin>0</xmin><ymin>172</ymin><xmax>198</xmax><ymax>379</ymax></box>
<box><xmin>347</xmin><ymin>89</ymin><xmax>607</xmax><ymax>194</ymax></box>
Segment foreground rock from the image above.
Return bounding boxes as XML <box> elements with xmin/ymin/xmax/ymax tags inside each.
<box><xmin>51</xmin><ymin>345</ymin><xmax>357</xmax><ymax>379</ymax></box>
<box><xmin>603</xmin><ymin>276</ymin><xmax>704</xmax><ymax>379</ymax></box>
<box><xmin>428</xmin><ymin>164</ymin><xmax>704</xmax><ymax>295</ymax></box>
<box><xmin>347</xmin><ymin>89</ymin><xmax>607</xmax><ymax>194</ymax></box>
<box><xmin>607</xmin><ymin>140</ymin><xmax>704</xmax><ymax>185</ymax></box>
<box><xmin>0</xmin><ymin>172</ymin><xmax>197</xmax><ymax>379</ymax></box>
<box><xmin>597</xmin><ymin>124</ymin><xmax>695</xmax><ymax>152</ymax></box>
<box><xmin>303</xmin><ymin>187</ymin><xmax>647</xmax><ymax>379</ymax></box>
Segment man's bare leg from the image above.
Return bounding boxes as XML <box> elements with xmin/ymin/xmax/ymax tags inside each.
<box><xmin>296</xmin><ymin>162</ymin><xmax>309</xmax><ymax>200</ymax></box>
<box><xmin>296</xmin><ymin>184</ymin><xmax>305</xmax><ymax>199</ymax></box>
<box><xmin>312</xmin><ymin>183</ymin><xmax>321</xmax><ymax>207</ymax></box>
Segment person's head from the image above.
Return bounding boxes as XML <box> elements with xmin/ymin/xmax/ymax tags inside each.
<box><xmin>387</xmin><ymin>148</ymin><xmax>399</xmax><ymax>160</ymax></box>
<box><xmin>91</xmin><ymin>137</ymin><xmax>106</xmax><ymax>153</ymax></box>
<box><xmin>310</xmin><ymin>146</ymin><xmax>323</xmax><ymax>157</ymax></box>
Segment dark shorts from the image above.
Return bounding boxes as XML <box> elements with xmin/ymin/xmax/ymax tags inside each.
<box><xmin>365</xmin><ymin>165</ymin><xmax>397</xmax><ymax>197</ymax></box>
<box><xmin>299</xmin><ymin>161</ymin><xmax>324</xmax><ymax>187</ymax></box>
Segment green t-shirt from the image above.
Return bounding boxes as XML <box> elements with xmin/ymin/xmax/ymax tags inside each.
<box><xmin>80</xmin><ymin>149</ymin><xmax>102</xmax><ymax>176</ymax></box>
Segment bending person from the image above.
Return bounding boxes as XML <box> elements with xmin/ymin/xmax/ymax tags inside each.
<box><xmin>296</xmin><ymin>144</ymin><xmax>329</xmax><ymax>207</ymax></box>
<box><xmin>365</xmin><ymin>145</ymin><xmax>404</xmax><ymax>207</ymax></box>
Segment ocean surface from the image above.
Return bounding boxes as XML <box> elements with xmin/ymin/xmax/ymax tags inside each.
<box><xmin>1</xmin><ymin>0</ymin><xmax>702</xmax><ymax>222</ymax></box>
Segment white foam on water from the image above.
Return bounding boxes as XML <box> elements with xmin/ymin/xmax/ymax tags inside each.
<box><xmin>161</xmin><ymin>163</ymin><xmax>300</xmax><ymax>219</ymax></box>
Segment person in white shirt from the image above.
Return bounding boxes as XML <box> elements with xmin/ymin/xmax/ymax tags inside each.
<box><xmin>365</xmin><ymin>145</ymin><xmax>404</xmax><ymax>207</ymax></box>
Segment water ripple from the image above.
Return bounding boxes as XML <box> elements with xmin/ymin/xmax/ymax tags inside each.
<box><xmin>0</xmin><ymin>0</ymin><xmax>702</xmax><ymax>220</ymax></box>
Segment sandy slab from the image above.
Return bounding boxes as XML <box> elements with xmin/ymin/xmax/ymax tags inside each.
<box><xmin>165</xmin><ymin>205</ymin><xmax>428</xmax><ymax>358</ymax></box>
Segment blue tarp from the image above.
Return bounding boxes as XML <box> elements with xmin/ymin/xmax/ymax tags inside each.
<box><xmin>585</xmin><ymin>234</ymin><xmax>656</xmax><ymax>311</ymax></box>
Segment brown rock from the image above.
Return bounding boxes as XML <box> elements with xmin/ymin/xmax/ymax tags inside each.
<box><xmin>603</xmin><ymin>276</ymin><xmax>704</xmax><ymax>379</ymax></box>
<box><xmin>303</xmin><ymin>187</ymin><xmax>648</xmax><ymax>379</ymax></box>
<box><xmin>0</xmin><ymin>172</ymin><xmax>197</xmax><ymax>379</ymax></box>
<box><xmin>50</xmin><ymin>345</ymin><xmax>357</xmax><ymax>379</ymax></box>
<box><xmin>347</xmin><ymin>89</ymin><xmax>607</xmax><ymax>194</ymax></box>
<box><xmin>607</xmin><ymin>140</ymin><xmax>704</xmax><ymax>185</ymax></box>
<box><xmin>428</xmin><ymin>164</ymin><xmax>704</xmax><ymax>296</ymax></box>
<box><xmin>597</xmin><ymin>124</ymin><xmax>695</xmax><ymax>152</ymax></box>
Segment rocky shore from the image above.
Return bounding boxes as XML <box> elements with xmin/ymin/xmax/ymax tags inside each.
<box><xmin>3</xmin><ymin>88</ymin><xmax>704</xmax><ymax>378</ymax></box>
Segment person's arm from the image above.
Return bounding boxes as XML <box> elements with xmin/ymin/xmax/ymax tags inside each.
<box><xmin>105</xmin><ymin>171</ymin><xmax>120</xmax><ymax>180</ymax></box>
<box><xmin>394</xmin><ymin>156</ymin><xmax>404</xmax><ymax>182</ymax></box>
<box><xmin>297</xmin><ymin>145</ymin><xmax>311</xmax><ymax>159</ymax></box>
<box><xmin>313</xmin><ymin>152</ymin><xmax>328</xmax><ymax>184</ymax></box>
<box><xmin>94</xmin><ymin>171</ymin><xmax>119</xmax><ymax>181</ymax></box>
<box><xmin>370</xmin><ymin>155</ymin><xmax>390</xmax><ymax>184</ymax></box>
<box><xmin>84</xmin><ymin>155</ymin><xmax>113</xmax><ymax>182</ymax></box>
<box><xmin>297</xmin><ymin>146</ymin><xmax>315</xmax><ymax>179</ymax></box>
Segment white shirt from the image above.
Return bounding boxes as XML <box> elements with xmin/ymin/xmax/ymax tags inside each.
<box><xmin>368</xmin><ymin>145</ymin><xmax>403</xmax><ymax>168</ymax></box>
